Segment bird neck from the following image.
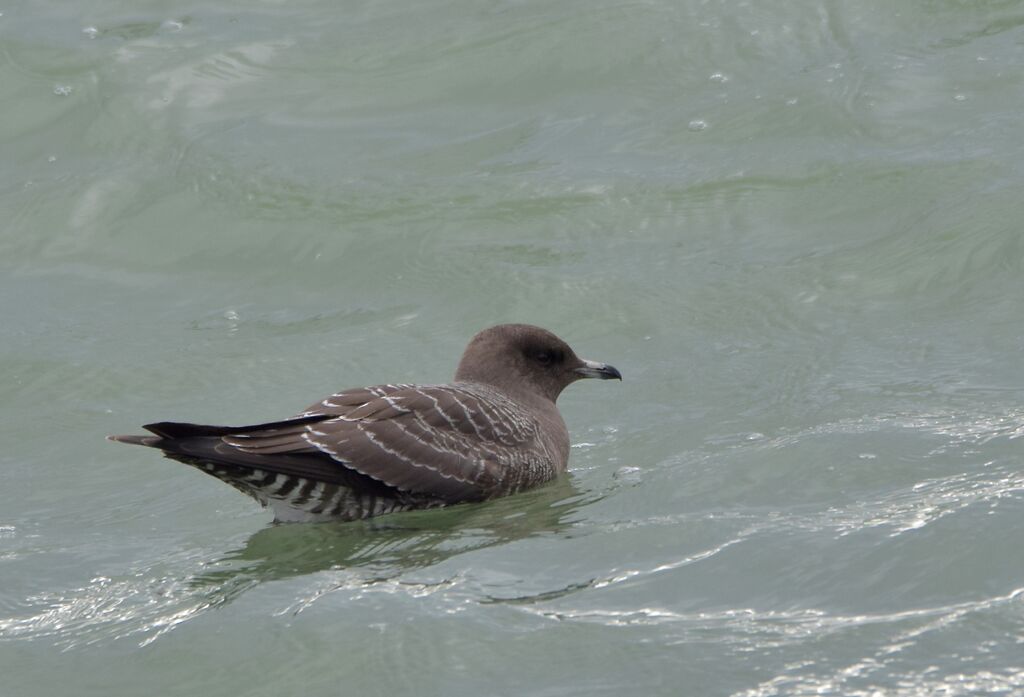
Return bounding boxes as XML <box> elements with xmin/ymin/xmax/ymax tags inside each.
<box><xmin>454</xmin><ymin>368</ymin><xmax>562</xmax><ymax>406</ymax></box>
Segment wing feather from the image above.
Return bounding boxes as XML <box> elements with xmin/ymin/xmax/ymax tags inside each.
<box><xmin>148</xmin><ymin>383</ymin><xmax>557</xmax><ymax>504</ymax></box>
<box><xmin>301</xmin><ymin>384</ymin><xmax>554</xmax><ymax>501</ymax></box>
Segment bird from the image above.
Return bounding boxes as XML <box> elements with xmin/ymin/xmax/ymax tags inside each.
<box><xmin>108</xmin><ymin>324</ymin><xmax>621</xmax><ymax>523</ymax></box>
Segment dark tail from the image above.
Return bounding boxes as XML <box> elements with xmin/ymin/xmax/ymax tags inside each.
<box><xmin>107</xmin><ymin>413</ymin><xmax>395</xmax><ymax>493</ymax></box>
<box><xmin>108</xmin><ymin>413</ymin><xmax>331</xmax><ymax>445</ymax></box>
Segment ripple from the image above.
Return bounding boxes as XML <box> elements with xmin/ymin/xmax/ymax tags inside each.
<box><xmin>839</xmin><ymin>469</ymin><xmax>1024</xmax><ymax>538</ymax></box>
<box><xmin>695</xmin><ymin>407</ymin><xmax>1024</xmax><ymax>537</ymax></box>
<box><xmin>732</xmin><ymin>589</ymin><xmax>1024</xmax><ymax>696</ymax></box>
<box><xmin>0</xmin><ymin>559</ymin><xmax>234</xmax><ymax>649</ymax></box>
<box><xmin>141</xmin><ymin>41</ymin><xmax>288</xmax><ymax>112</ymax></box>
<box><xmin>739</xmin><ymin>668</ymin><xmax>1024</xmax><ymax>697</ymax></box>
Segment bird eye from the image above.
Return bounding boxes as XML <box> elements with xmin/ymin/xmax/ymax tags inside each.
<box><xmin>535</xmin><ymin>351</ymin><xmax>553</xmax><ymax>366</ymax></box>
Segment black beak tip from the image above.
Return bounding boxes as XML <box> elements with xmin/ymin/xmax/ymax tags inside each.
<box><xmin>575</xmin><ymin>362</ymin><xmax>622</xmax><ymax>381</ymax></box>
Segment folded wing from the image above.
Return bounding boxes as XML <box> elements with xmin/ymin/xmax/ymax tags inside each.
<box><xmin>216</xmin><ymin>383</ymin><xmax>552</xmax><ymax>502</ymax></box>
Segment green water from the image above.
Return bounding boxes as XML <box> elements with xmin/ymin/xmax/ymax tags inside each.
<box><xmin>2</xmin><ymin>1</ymin><xmax>1023</xmax><ymax>695</ymax></box>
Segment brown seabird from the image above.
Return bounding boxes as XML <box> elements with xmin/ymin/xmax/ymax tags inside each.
<box><xmin>109</xmin><ymin>324</ymin><xmax>621</xmax><ymax>522</ymax></box>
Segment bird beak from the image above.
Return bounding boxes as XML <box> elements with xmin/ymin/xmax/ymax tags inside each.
<box><xmin>574</xmin><ymin>359</ymin><xmax>622</xmax><ymax>381</ymax></box>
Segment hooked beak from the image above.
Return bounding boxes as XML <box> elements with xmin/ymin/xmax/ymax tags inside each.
<box><xmin>574</xmin><ymin>359</ymin><xmax>622</xmax><ymax>381</ymax></box>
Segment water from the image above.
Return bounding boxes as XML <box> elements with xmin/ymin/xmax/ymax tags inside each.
<box><xmin>2</xmin><ymin>1</ymin><xmax>1023</xmax><ymax>694</ymax></box>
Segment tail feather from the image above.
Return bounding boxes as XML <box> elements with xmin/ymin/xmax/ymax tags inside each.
<box><xmin>107</xmin><ymin>434</ymin><xmax>163</xmax><ymax>446</ymax></box>
<box><xmin>107</xmin><ymin>419</ymin><xmax>400</xmax><ymax>496</ymax></box>
<box><xmin>141</xmin><ymin>414</ymin><xmax>330</xmax><ymax>440</ymax></box>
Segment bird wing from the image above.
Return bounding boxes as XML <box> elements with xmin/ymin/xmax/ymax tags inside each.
<box><xmin>220</xmin><ymin>384</ymin><xmax>551</xmax><ymax>502</ymax></box>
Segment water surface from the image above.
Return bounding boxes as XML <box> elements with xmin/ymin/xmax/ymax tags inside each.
<box><xmin>2</xmin><ymin>1</ymin><xmax>1023</xmax><ymax>695</ymax></box>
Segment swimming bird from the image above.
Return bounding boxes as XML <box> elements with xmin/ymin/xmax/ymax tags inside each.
<box><xmin>108</xmin><ymin>324</ymin><xmax>621</xmax><ymax>522</ymax></box>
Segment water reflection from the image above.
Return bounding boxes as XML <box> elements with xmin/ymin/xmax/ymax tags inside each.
<box><xmin>3</xmin><ymin>480</ymin><xmax>598</xmax><ymax>649</ymax></box>
<box><xmin>191</xmin><ymin>478</ymin><xmax>591</xmax><ymax>602</ymax></box>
